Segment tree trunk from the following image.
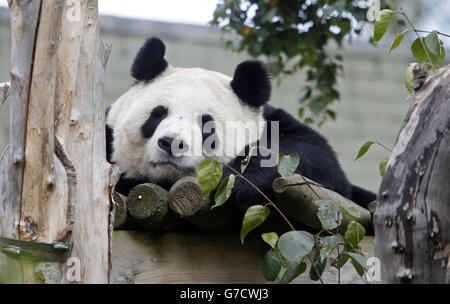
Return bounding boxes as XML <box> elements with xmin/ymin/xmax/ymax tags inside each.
<box><xmin>0</xmin><ymin>0</ymin><xmax>117</xmax><ymax>283</ymax></box>
<box><xmin>374</xmin><ymin>64</ymin><xmax>450</xmax><ymax>283</ymax></box>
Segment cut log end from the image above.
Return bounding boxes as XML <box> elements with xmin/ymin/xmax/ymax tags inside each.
<box><xmin>168</xmin><ymin>176</ymin><xmax>210</xmax><ymax>217</ymax></box>
<box><xmin>113</xmin><ymin>192</ymin><xmax>128</xmax><ymax>230</ymax></box>
<box><xmin>127</xmin><ymin>183</ymin><xmax>169</xmax><ymax>224</ymax></box>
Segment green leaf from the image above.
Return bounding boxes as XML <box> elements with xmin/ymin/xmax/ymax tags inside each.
<box><xmin>346</xmin><ymin>252</ymin><xmax>369</xmax><ymax>276</ymax></box>
<box><xmin>379</xmin><ymin>157</ymin><xmax>389</xmax><ymax>177</ymax></box>
<box><xmin>340</xmin><ymin>206</ymin><xmax>361</xmax><ymax>220</ymax></box>
<box><xmin>344</xmin><ymin>221</ymin><xmax>366</xmax><ymax>248</ymax></box>
<box><xmin>240</xmin><ymin>156</ymin><xmax>250</xmax><ymax>173</ymax></box>
<box><xmin>389</xmin><ymin>29</ymin><xmax>409</xmax><ymax>53</ymax></box>
<box><xmin>261</xmin><ymin>232</ymin><xmax>278</xmax><ymax>249</ymax></box>
<box><xmin>280</xmin><ymin>262</ymin><xmax>307</xmax><ymax>284</ymax></box>
<box><xmin>319</xmin><ymin>234</ymin><xmax>341</xmax><ymax>260</ymax></box>
<box><xmin>315</xmin><ymin>200</ymin><xmax>343</xmax><ymax>231</ymax></box>
<box><xmin>212</xmin><ymin>174</ymin><xmax>235</xmax><ymax>208</ymax></box>
<box><xmin>411</xmin><ymin>37</ymin><xmax>446</xmax><ymax>69</ymax></box>
<box><xmin>297</xmin><ymin>86</ymin><xmax>312</xmax><ymax>104</ymax></box>
<box><xmin>277</xmin><ymin>153</ymin><xmax>300</xmax><ymax>178</ymax></box>
<box><xmin>309</xmin><ymin>252</ymin><xmax>327</xmax><ymax>281</ymax></box>
<box><xmin>373</xmin><ymin>9</ymin><xmax>395</xmax><ymax>44</ymax></box>
<box><xmin>198</xmin><ymin>159</ymin><xmax>223</xmax><ymax>194</ymax></box>
<box><xmin>240</xmin><ymin>205</ymin><xmax>270</xmax><ymax>243</ymax></box>
<box><xmin>355</xmin><ymin>141</ymin><xmax>374</xmax><ymax>160</ymax></box>
<box><xmin>262</xmin><ymin>249</ymin><xmax>282</xmax><ymax>281</ymax></box>
<box><xmin>424</xmin><ymin>31</ymin><xmax>441</xmax><ymax>56</ymax></box>
<box><xmin>406</xmin><ymin>63</ymin><xmax>418</xmax><ymax>93</ymax></box>
<box><xmin>332</xmin><ymin>252</ymin><xmax>350</xmax><ymax>269</ymax></box>
<box><xmin>278</xmin><ymin>231</ymin><xmax>315</xmax><ymax>262</ymax></box>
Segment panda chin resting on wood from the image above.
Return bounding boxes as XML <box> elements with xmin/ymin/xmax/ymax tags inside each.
<box><xmin>106</xmin><ymin>37</ymin><xmax>375</xmax><ymax>213</ymax></box>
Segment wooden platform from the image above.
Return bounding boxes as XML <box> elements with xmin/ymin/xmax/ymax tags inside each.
<box><xmin>111</xmin><ymin>231</ymin><xmax>375</xmax><ymax>284</ymax></box>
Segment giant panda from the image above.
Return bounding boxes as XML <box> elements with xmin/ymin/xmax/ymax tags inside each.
<box><xmin>106</xmin><ymin>37</ymin><xmax>375</xmax><ymax>215</ymax></box>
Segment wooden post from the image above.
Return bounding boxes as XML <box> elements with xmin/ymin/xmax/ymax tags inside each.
<box><xmin>374</xmin><ymin>64</ymin><xmax>450</xmax><ymax>283</ymax></box>
<box><xmin>0</xmin><ymin>0</ymin><xmax>117</xmax><ymax>283</ymax></box>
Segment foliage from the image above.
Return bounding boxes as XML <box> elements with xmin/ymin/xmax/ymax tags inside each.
<box><xmin>210</xmin><ymin>0</ymin><xmax>380</xmax><ymax>126</ymax></box>
<box><xmin>369</xmin><ymin>5</ymin><xmax>448</xmax><ymax>92</ymax></box>
<box><xmin>198</xmin><ymin>153</ymin><xmax>372</xmax><ymax>284</ymax></box>
<box><xmin>355</xmin><ymin>141</ymin><xmax>391</xmax><ymax>177</ymax></box>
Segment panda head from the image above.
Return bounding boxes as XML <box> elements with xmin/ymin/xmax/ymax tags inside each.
<box><xmin>107</xmin><ymin>37</ymin><xmax>272</xmax><ymax>183</ymax></box>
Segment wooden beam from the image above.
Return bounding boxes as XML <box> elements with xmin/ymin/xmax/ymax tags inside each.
<box><xmin>272</xmin><ymin>174</ymin><xmax>372</xmax><ymax>231</ymax></box>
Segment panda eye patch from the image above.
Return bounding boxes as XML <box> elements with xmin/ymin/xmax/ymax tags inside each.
<box><xmin>141</xmin><ymin>105</ymin><xmax>168</xmax><ymax>139</ymax></box>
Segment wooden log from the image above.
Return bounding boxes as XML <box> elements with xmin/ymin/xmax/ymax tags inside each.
<box><xmin>272</xmin><ymin>174</ymin><xmax>372</xmax><ymax>231</ymax></box>
<box><xmin>127</xmin><ymin>183</ymin><xmax>185</xmax><ymax>230</ymax></box>
<box><xmin>113</xmin><ymin>192</ymin><xmax>130</xmax><ymax>230</ymax></box>
<box><xmin>0</xmin><ymin>82</ymin><xmax>9</xmax><ymax>111</ymax></box>
<box><xmin>168</xmin><ymin>177</ymin><xmax>239</xmax><ymax>232</ymax></box>
<box><xmin>374</xmin><ymin>64</ymin><xmax>450</xmax><ymax>283</ymax></box>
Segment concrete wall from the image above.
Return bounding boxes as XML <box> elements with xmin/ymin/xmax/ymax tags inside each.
<box><xmin>0</xmin><ymin>8</ymin><xmax>414</xmax><ymax>193</ymax></box>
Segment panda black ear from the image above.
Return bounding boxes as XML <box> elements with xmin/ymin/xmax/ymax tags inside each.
<box><xmin>131</xmin><ymin>37</ymin><xmax>168</xmax><ymax>82</ymax></box>
<box><xmin>231</xmin><ymin>60</ymin><xmax>271</xmax><ymax>107</ymax></box>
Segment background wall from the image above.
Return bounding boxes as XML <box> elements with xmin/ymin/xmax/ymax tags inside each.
<box><xmin>0</xmin><ymin>8</ymin><xmax>415</xmax><ymax>192</ymax></box>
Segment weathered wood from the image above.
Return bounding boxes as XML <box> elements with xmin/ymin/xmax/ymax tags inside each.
<box><xmin>128</xmin><ymin>183</ymin><xmax>185</xmax><ymax>230</ymax></box>
<box><xmin>0</xmin><ymin>0</ymin><xmax>42</xmax><ymax>241</ymax></box>
<box><xmin>374</xmin><ymin>64</ymin><xmax>450</xmax><ymax>283</ymax></box>
<box><xmin>272</xmin><ymin>174</ymin><xmax>372</xmax><ymax>231</ymax></box>
<box><xmin>0</xmin><ymin>0</ymin><xmax>115</xmax><ymax>283</ymax></box>
<box><xmin>113</xmin><ymin>192</ymin><xmax>130</xmax><ymax>230</ymax></box>
<box><xmin>0</xmin><ymin>82</ymin><xmax>9</xmax><ymax>111</ymax></box>
<box><xmin>20</xmin><ymin>0</ymin><xmax>70</xmax><ymax>243</ymax></box>
<box><xmin>168</xmin><ymin>177</ymin><xmax>239</xmax><ymax>232</ymax></box>
<box><xmin>111</xmin><ymin>231</ymin><xmax>374</xmax><ymax>284</ymax></box>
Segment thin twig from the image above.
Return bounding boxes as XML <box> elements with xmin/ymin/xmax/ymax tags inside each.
<box><xmin>415</xmin><ymin>29</ymin><xmax>450</xmax><ymax>38</ymax></box>
<box><xmin>396</xmin><ymin>9</ymin><xmax>435</xmax><ymax>70</ymax></box>
<box><xmin>306</xmin><ymin>254</ymin><xmax>325</xmax><ymax>285</ymax></box>
<box><xmin>337</xmin><ymin>244</ymin><xmax>341</xmax><ymax>284</ymax></box>
<box><xmin>373</xmin><ymin>141</ymin><xmax>392</xmax><ymax>153</ymax></box>
<box><xmin>221</xmin><ymin>162</ymin><xmax>297</xmax><ymax>232</ymax></box>
<box><xmin>295</xmin><ymin>169</ymin><xmax>321</xmax><ymax>199</ymax></box>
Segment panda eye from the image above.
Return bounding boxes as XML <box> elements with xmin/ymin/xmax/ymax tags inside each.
<box><xmin>152</xmin><ymin>105</ymin><xmax>168</xmax><ymax>118</ymax></box>
<box><xmin>141</xmin><ymin>105</ymin><xmax>168</xmax><ymax>139</ymax></box>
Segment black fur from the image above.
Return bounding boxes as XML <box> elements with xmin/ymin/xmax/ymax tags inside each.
<box><xmin>131</xmin><ymin>37</ymin><xmax>168</xmax><ymax>82</ymax></box>
<box><xmin>231</xmin><ymin>60</ymin><xmax>271</xmax><ymax>107</ymax></box>
<box><xmin>141</xmin><ymin>105</ymin><xmax>168</xmax><ymax>139</ymax></box>
<box><xmin>211</xmin><ymin>105</ymin><xmax>376</xmax><ymax>211</ymax></box>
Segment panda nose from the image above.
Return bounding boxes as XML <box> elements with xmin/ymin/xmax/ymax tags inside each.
<box><xmin>158</xmin><ymin>136</ymin><xmax>188</xmax><ymax>156</ymax></box>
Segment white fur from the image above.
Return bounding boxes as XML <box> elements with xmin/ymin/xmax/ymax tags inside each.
<box><xmin>108</xmin><ymin>66</ymin><xmax>266</xmax><ymax>183</ymax></box>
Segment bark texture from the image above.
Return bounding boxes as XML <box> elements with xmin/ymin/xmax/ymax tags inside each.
<box><xmin>0</xmin><ymin>0</ymin><xmax>116</xmax><ymax>283</ymax></box>
<box><xmin>374</xmin><ymin>64</ymin><xmax>450</xmax><ymax>283</ymax></box>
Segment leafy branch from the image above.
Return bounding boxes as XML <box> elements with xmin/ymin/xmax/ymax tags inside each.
<box><xmin>198</xmin><ymin>149</ymin><xmax>372</xmax><ymax>284</ymax></box>
<box><xmin>372</xmin><ymin>7</ymin><xmax>448</xmax><ymax>92</ymax></box>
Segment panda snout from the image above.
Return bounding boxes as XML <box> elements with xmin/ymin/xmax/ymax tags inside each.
<box><xmin>158</xmin><ymin>136</ymin><xmax>189</xmax><ymax>156</ymax></box>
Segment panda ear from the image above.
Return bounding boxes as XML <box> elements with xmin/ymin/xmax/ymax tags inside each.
<box><xmin>231</xmin><ymin>60</ymin><xmax>271</xmax><ymax>107</ymax></box>
<box><xmin>131</xmin><ymin>37</ymin><xmax>168</xmax><ymax>82</ymax></box>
